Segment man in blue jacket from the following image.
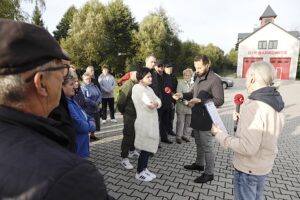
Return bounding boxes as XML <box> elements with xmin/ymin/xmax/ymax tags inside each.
<box><xmin>0</xmin><ymin>19</ymin><xmax>113</xmax><ymax>200</ymax></box>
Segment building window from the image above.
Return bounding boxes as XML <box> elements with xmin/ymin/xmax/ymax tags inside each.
<box><xmin>258</xmin><ymin>41</ymin><xmax>267</xmax><ymax>49</ymax></box>
<box><xmin>268</xmin><ymin>40</ymin><xmax>278</xmax><ymax>49</ymax></box>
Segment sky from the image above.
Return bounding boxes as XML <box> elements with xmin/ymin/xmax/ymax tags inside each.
<box><xmin>22</xmin><ymin>0</ymin><xmax>300</xmax><ymax>54</ymax></box>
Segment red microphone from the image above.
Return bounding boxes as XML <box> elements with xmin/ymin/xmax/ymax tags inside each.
<box><xmin>164</xmin><ymin>86</ymin><xmax>172</xmax><ymax>94</ymax></box>
<box><xmin>233</xmin><ymin>94</ymin><xmax>244</xmax><ymax>132</ymax></box>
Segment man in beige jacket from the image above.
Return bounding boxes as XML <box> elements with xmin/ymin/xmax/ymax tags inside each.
<box><xmin>211</xmin><ymin>61</ymin><xmax>285</xmax><ymax>200</ymax></box>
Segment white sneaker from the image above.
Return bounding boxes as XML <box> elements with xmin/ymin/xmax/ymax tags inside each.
<box><xmin>111</xmin><ymin>119</ymin><xmax>117</xmax><ymax>123</ymax></box>
<box><xmin>128</xmin><ymin>150</ymin><xmax>140</xmax><ymax>159</ymax></box>
<box><xmin>121</xmin><ymin>158</ymin><xmax>134</xmax><ymax>170</ymax></box>
<box><xmin>102</xmin><ymin>120</ymin><xmax>107</xmax><ymax>124</ymax></box>
<box><xmin>145</xmin><ymin>168</ymin><xmax>156</xmax><ymax>179</ymax></box>
<box><xmin>135</xmin><ymin>170</ymin><xmax>153</xmax><ymax>182</ymax></box>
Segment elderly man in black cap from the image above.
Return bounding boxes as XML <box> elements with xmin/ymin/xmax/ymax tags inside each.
<box><xmin>0</xmin><ymin>19</ymin><xmax>113</xmax><ymax>199</ymax></box>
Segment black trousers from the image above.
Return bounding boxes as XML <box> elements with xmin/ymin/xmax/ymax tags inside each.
<box><xmin>158</xmin><ymin>106</ymin><xmax>171</xmax><ymax>141</ymax></box>
<box><xmin>90</xmin><ymin>112</ymin><xmax>101</xmax><ymax>131</ymax></box>
<box><xmin>137</xmin><ymin>151</ymin><xmax>151</xmax><ymax>173</ymax></box>
<box><xmin>121</xmin><ymin>115</ymin><xmax>136</xmax><ymax>158</ymax></box>
<box><xmin>102</xmin><ymin>98</ymin><xmax>115</xmax><ymax>120</ymax></box>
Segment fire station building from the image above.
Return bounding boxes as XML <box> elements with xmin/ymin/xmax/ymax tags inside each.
<box><xmin>236</xmin><ymin>5</ymin><xmax>300</xmax><ymax>80</ymax></box>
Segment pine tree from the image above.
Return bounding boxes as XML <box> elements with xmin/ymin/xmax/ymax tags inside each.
<box><xmin>32</xmin><ymin>3</ymin><xmax>44</xmax><ymax>27</ymax></box>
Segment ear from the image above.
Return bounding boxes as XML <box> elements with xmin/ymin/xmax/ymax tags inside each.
<box><xmin>33</xmin><ymin>72</ymin><xmax>48</xmax><ymax>97</ymax></box>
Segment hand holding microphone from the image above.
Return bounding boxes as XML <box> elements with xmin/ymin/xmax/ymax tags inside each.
<box><xmin>233</xmin><ymin>94</ymin><xmax>244</xmax><ymax>132</ymax></box>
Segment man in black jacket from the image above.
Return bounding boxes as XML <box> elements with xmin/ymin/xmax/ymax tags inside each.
<box><xmin>151</xmin><ymin>60</ymin><xmax>173</xmax><ymax>144</ymax></box>
<box><xmin>174</xmin><ymin>54</ymin><xmax>224</xmax><ymax>183</ymax></box>
<box><xmin>0</xmin><ymin>19</ymin><xmax>113</xmax><ymax>200</ymax></box>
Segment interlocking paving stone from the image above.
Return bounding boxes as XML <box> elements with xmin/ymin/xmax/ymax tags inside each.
<box><xmin>143</xmin><ymin>187</ymin><xmax>160</xmax><ymax>196</ymax></box>
<box><xmin>129</xmin><ymin>183</ymin><xmax>145</xmax><ymax>191</ymax></box>
<box><xmin>156</xmin><ymin>190</ymin><xmax>174</xmax><ymax>199</ymax></box>
<box><xmin>172</xmin><ymin>194</ymin><xmax>189</xmax><ymax>200</ymax></box>
<box><xmin>131</xmin><ymin>190</ymin><xmax>148</xmax><ymax>199</ymax></box>
<box><xmin>168</xmin><ymin>186</ymin><xmax>185</xmax><ymax>195</ymax></box>
<box><xmin>182</xmin><ymin>190</ymin><xmax>199</xmax><ymax>199</ymax></box>
<box><xmin>144</xmin><ymin>194</ymin><xmax>164</xmax><ymax>200</ymax></box>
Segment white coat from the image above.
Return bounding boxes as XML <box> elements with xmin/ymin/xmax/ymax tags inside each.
<box><xmin>132</xmin><ymin>83</ymin><xmax>161</xmax><ymax>153</ymax></box>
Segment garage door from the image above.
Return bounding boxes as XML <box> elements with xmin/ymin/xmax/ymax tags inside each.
<box><xmin>270</xmin><ymin>58</ymin><xmax>291</xmax><ymax>80</ymax></box>
<box><xmin>242</xmin><ymin>57</ymin><xmax>263</xmax><ymax>78</ymax></box>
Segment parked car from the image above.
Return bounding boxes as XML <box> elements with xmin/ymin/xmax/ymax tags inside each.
<box><xmin>215</xmin><ymin>73</ymin><xmax>234</xmax><ymax>89</ymax></box>
<box><xmin>191</xmin><ymin>71</ymin><xmax>234</xmax><ymax>89</ymax></box>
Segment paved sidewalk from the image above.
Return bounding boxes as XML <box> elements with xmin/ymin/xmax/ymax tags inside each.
<box><xmin>91</xmin><ymin>79</ymin><xmax>300</xmax><ymax>200</ymax></box>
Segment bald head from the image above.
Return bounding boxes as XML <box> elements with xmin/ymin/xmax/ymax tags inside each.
<box><xmin>145</xmin><ymin>55</ymin><xmax>156</xmax><ymax>69</ymax></box>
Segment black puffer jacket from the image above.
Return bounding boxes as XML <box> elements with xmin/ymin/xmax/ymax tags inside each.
<box><xmin>0</xmin><ymin>106</ymin><xmax>113</xmax><ymax>200</ymax></box>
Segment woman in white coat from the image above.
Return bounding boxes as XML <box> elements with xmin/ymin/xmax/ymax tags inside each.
<box><xmin>132</xmin><ymin>67</ymin><xmax>161</xmax><ymax>182</ymax></box>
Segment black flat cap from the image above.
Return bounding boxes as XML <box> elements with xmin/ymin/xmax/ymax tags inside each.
<box><xmin>165</xmin><ymin>63</ymin><xmax>174</xmax><ymax>68</ymax></box>
<box><xmin>156</xmin><ymin>60</ymin><xmax>164</xmax><ymax>67</ymax></box>
<box><xmin>0</xmin><ymin>19</ymin><xmax>70</xmax><ymax>75</ymax></box>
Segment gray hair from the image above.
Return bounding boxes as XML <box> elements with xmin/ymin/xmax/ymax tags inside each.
<box><xmin>69</xmin><ymin>67</ymin><xmax>78</xmax><ymax>79</ymax></box>
<box><xmin>0</xmin><ymin>60</ymin><xmax>56</xmax><ymax>105</ymax></box>
<box><xmin>0</xmin><ymin>74</ymin><xmax>26</xmax><ymax>104</ymax></box>
<box><xmin>247</xmin><ymin>61</ymin><xmax>275</xmax><ymax>87</ymax></box>
<box><xmin>183</xmin><ymin>68</ymin><xmax>193</xmax><ymax>76</ymax></box>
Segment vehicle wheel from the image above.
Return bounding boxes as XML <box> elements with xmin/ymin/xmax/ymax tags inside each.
<box><xmin>223</xmin><ymin>82</ymin><xmax>228</xmax><ymax>89</ymax></box>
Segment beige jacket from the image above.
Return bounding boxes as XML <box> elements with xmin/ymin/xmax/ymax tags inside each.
<box><xmin>215</xmin><ymin>99</ymin><xmax>285</xmax><ymax>175</ymax></box>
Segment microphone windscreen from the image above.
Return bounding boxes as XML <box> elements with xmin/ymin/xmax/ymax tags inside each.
<box><xmin>234</xmin><ymin>94</ymin><xmax>244</xmax><ymax>105</ymax></box>
<box><xmin>164</xmin><ymin>87</ymin><xmax>172</xmax><ymax>94</ymax></box>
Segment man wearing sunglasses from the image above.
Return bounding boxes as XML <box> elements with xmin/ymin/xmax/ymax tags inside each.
<box><xmin>0</xmin><ymin>19</ymin><xmax>113</xmax><ymax>199</ymax></box>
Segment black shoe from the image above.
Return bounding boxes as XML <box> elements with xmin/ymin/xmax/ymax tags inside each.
<box><xmin>90</xmin><ymin>135</ymin><xmax>100</xmax><ymax>141</ymax></box>
<box><xmin>176</xmin><ymin>138</ymin><xmax>182</xmax><ymax>144</ymax></box>
<box><xmin>168</xmin><ymin>131</ymin><xmax>176</xmax><ymax>136</ymax></box>
<box><xmin>182</xmin><ymin>137</ymin><xmax>190</xmax><ymax>142</ymax></box>
<box><xmin>161</xmin><ymin>139</ymin><xmax>173</xmax><ymax>144</ymax></box>
<box><xmin>194</xmin><ymin>173</ymin><xmax>214</xmax><ymax>183</ymax></box>
<box><xmin>184</xmin><ymin>163</ymin><xmax>204</xmax><ymax>171</ymax></box>
<box><xmin>191</xmin><ymin>130</ymin><xmax>195</xmax><ymax>138</ymax></box>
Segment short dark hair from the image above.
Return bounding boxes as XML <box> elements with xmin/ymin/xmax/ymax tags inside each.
<box><xmin>101</xmin><ymin>64</ymin><xmax>109</xmax><ymax>71</ymax></box>
<box><xmin>136</xmin><ymin>67</ymin><xmax>151</xmax><ymax>81</ymax></box>
<box><xmin>194</xmin><ymin>54</ymin><xmax>210</xmax><ymax>65</ymax></box>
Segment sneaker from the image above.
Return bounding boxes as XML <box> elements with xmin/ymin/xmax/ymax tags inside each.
<box><xmin>128</xmin><ymin>150</ymin><xmax>140</xmax><ymax>159</ymax></box>
<box><xmin>102</xmin><ymin>120</ymin><xmax>107</xmax><ymax>124</ymax></box>
<box><xmin>144</xmin><ymin>168</ymin><xmax>156</xmax><ymax>179</ymax></box>
<box><xmin>135</xmin><ymin>170</ymin><xmax>153</xmax><ymax>182</ymax></box>
<box><xmin>121</xmin><ymin>158</ymin><xmax>134</xmax><ymax>170</ymax></box>
<box><xmin>111</xmin><ymin>119</ymin><xmax>117</xmax><ymax>123</ymax></box>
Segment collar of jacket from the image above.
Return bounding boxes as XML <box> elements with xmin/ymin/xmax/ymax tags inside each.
<box><xmin>196</xmin><ymin>68</ymin><xmax>211</xmax><ymax>83</ymax></box>
<box><xmin>0</xmin><ymin>105</ymin><xmax>70</xmax><ymax>148</ymax></box>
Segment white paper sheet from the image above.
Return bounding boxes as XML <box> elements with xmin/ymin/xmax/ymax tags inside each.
<box><xmin>205</xmin><ymin>101</ymin><xmax>228</xmax><ymax>133</ymax></box>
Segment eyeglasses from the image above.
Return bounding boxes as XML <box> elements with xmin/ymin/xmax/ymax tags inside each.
<box><xmin>25</xmin><ymin>64</ymin><xmax>70</xmax><ymax>82</ymax></box>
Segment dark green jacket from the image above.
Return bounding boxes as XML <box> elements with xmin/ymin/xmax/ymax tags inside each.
<box><xmin>117</xmin><ymin>79</ymin><xmax>136</xmax><ymax>117</ymax></box>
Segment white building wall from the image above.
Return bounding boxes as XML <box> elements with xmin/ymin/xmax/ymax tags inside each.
<box><xmin>237</xmin><ymin>23</ymin><xmax>300</xmax><ymax>79</ymax></box>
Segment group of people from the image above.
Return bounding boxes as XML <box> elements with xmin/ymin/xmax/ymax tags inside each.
<box><xmin>0</xmin><ymin>19</ymin><xmax>285</xmax><ymax>200</ymax></box>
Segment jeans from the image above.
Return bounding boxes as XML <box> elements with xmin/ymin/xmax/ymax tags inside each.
<box><xmin>234</xmin><ymin>169</ymin><xmax>266</xmax><ymax>200</ymax></box>
<box><xmin>137</xmin><ymin>151</ymin><xmax>151</xmax><ymax>173</ymax></box>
